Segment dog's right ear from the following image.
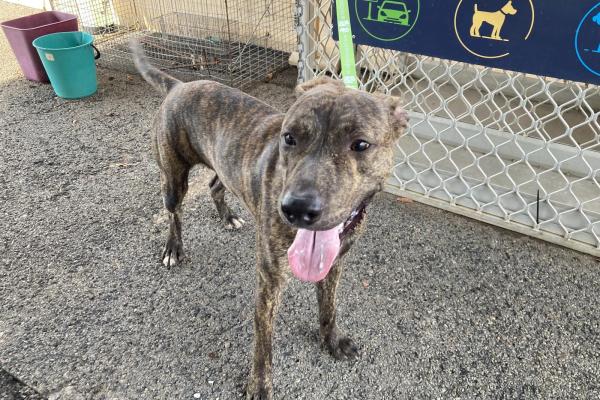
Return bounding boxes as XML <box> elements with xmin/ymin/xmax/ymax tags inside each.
<box><xmin>376</xmin><ymin>94</ymin><xmax>409</xmax><ymax>139</ymax></box>
<box><xmin>295</xmin><ymin>76</ymin><xmax>345</xmax><ymax>97</ymax></box>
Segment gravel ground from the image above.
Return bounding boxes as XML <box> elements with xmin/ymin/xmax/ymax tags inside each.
<box><xmin>1</xmin><ymin>3</ymin><xmax>600</xmax><ymax>400</ymax></box>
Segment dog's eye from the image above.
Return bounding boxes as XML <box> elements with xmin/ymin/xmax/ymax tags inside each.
<box><xmin>283</xmin><ymin>133</ymin><xmax>297</xmax><ymax>146</ymax></box>
<box><xmin>350</xmin><ymin>140</ymin><xmax>371</xmax><ymax>152</ymax></box>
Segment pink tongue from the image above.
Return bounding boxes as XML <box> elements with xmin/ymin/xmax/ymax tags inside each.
<box><xmin>287</xmin><ymin>224</ymin><xmax>343</xmax><ymax>282</ymax></box>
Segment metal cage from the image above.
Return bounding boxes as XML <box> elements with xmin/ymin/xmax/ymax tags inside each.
<box><xmin>51</xmin><ymin>0</ymin><xmax>297</xmax><ymax>87</ymax></box>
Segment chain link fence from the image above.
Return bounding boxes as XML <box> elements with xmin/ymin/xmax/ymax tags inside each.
<box><xmin>296</xmin><ymin>0</ymin><xmax>600</xmax><ymax>256</ymax></box>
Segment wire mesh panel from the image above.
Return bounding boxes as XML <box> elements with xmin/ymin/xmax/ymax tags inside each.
<box><xmin>296</xmin><ymin>0</ymin><xmax>600</xmax><ymax>256</ymax></box>
<box><xmin>51</xmin><ymin>0</ymin><xmax>296</xmax><ymax>87</ymax></box>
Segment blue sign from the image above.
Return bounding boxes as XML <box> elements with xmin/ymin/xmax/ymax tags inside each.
<box><xmin>333</xmin><ymin>1</ymin><xmax>600</xmax><ymax>85</ymax></box>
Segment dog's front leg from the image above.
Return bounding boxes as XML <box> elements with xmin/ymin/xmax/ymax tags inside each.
<box><xmin>247</xmin><ymin>241</ymin><xmax>287</xmax><ymax>400</ymax></box>
<box><xmin>493</xmin><ymin>15</ymin><xmax>505</xmax><ymax>39</ymax></box>
<box><xmin>316</xmin><ymin>258</ymin><xmax>359</xmax><ymax>360</ymax></box>
<box><xmin>492</xmin><ymin>24</ymin><xmax>500</xmax><ymax>39</ymax></box>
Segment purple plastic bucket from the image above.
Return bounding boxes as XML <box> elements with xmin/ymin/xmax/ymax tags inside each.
<box><xmin>1</xmin><ymin>11</ymin><xmax>78</xmax><ymax>82</ymax></box>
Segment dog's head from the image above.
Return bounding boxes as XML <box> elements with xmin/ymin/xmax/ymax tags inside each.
<box><xmin>278</xmin><ymin>77</ymin><xmax>408</xmax><ymax>281</ymax></box>
<box><xmin>278</xmin><ymin>77</ymin><xmax>408</xmax><ymax>232</ymax></box>
<box><xmin>502</xmin><ymin>1</ymin><xmax>517</xmax><ymax>15</ymax></box>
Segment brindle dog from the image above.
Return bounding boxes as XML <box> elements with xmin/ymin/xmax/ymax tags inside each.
<box><xmin>131</xmin><ymin>40</ymin><xmax>408</xmax><ymax>399</ymax></box>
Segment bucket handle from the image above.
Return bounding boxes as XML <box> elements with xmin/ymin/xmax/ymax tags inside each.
<box><xmin>92</xmin><ymin>44</ymin><xmax>100</xmax><ymax>60</ymax></box>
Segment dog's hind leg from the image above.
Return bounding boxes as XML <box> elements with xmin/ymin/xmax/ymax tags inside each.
<box><xmin>470</xmin><ymin>5</ymin><xmax>480</xmax><ymax>37</ymax></box>
<box><xmin>158</xmin><ymin>152</ymin><xmax>190</xmax><ymax>267</ymax></box>
<box><xmin>316</xmin><ymin>258</ymin><xmax>359</xmax><ymax>360</ymax></box>
<box><xmin>209</xmin><ymin>174</ymin><xmax>245</xmax><ymax>230</ymax></box>
<box><xmin>471</xmin><ymin>19</ymin><xmax>481</xmax><ymax>37</ymax></box>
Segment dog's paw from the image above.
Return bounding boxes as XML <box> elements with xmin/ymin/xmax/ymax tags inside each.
<box><xmin>225</xmin><ymin>216</ymin><xmax>245</xmax><ymax>230</ymax></box>
<box><xmin>246</xmin><ymin>389</ymin><xmax>271</xmax><ymax>400</ymax></box>
<box><xmin>245</xmin><ymin>381</ymin><xmax>272</xmax><ymax>400</ymax></box>
<box><xmin>324</xmin><ymin>334</ymin><xmax>359</xmax><ymax>360</ymax></box>
<box><xmin>161</xmin><ymin>239</ymin><xmax>184</xmax><ymax>267</ymax></box>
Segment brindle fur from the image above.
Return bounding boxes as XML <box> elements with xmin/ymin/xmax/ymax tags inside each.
<box><xmin>131</xmin><ymin>40</ymin><xmax>408</xmax><ymax>399</ymax></box>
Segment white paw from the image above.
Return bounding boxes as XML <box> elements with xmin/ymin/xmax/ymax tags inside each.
<box><xmin>162</xmin><ymin>254</ymin><xmax>178</xmax><ymax>267</ymax></box>
<box><xmin>226</xmin><ymin>217</ymin><xmax>245</xmax><ymax>230</ymax></box>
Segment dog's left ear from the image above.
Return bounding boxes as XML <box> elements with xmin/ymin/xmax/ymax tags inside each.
<box><xmin>295</xmin><ymin>76</ymin><xmax>345</xmax><ymax>97</ymax></box>
<box><xmin>378</xmin><ymin>95</ymin><xmax>409</xmax><ymax>138</ymax></box>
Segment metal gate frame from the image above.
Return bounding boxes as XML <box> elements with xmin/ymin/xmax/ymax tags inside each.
<box><xmin>295</xmin><ymin>0</ymin><xmax>600</xmax><ymax>257</ymax></box>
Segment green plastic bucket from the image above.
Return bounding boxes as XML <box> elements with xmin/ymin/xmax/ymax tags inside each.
<box><xmin>32</xmin><ymin>31</ymin><xmax>100</xmax><ymax>99</ymax></box>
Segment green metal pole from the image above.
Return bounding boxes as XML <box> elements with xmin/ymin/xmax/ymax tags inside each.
<box><xmin>335</xmin><ymin>0</ymin><xmax>359</xmax><ymax>89</ymax></box>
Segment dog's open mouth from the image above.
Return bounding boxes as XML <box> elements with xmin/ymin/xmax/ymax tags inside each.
<box><xmin>287</xmin><ymin>203</ymin><xmax>367</xmax><ymax>282</ymax></box>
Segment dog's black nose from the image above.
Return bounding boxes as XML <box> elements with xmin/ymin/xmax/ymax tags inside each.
<box><xmin>281</xmin><ymin>192</ymin><xmax>322</xmax><ymax>226</ymax></box>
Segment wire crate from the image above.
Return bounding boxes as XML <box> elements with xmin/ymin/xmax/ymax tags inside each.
<box><xmin>50</xmin><ymin>0</ymin><xmax>296</xmax><ymax>87</ymax></box>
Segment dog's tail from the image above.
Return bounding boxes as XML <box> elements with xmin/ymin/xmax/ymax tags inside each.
<box><xmin>474</xmin><ymin>4</ymin><xmax>478</xmax><ymax>12</ymax></box>
<box><xmin>129</xmin><ymin>39</ymin><xmax>180</xmax><ymax>96</ymax></box>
